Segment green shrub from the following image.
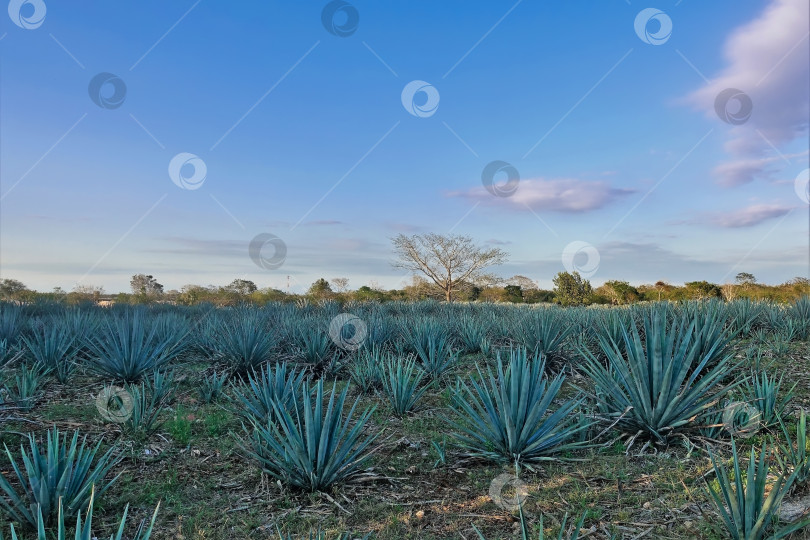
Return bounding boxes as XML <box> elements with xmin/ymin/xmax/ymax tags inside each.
<box><xmin>167</xmin><ymin>408</ymin><xmax>193</xmax><ymax>446</ymax></box>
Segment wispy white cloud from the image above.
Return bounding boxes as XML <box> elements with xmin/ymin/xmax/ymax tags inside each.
<box><xmin>686</xmin><ymin>0</ymin><xmax>810</xmax><ymax>186</ymax></box>
<box><xmin>305</xmin><ymin>220</ymin><xmax>343</xmax><ymax>226</ymax></box>
<box><xmin>708</xmin><ymin>203</ymin><xmax>793</xmax><ymax>227</ymax></box>
<box><xmin>671</xmin><ymin>203</ymin><xmax>795</xmax><ymax>228</ymax></box>
<box><xmin>711</xmin><ymin>151</ymin><xmax>809</xmax><ymax>187</ymax></box>
<box><xmin>446</xmin><ymin>178</ymin><xmax>634</xmax><ymax>213</ymax></box>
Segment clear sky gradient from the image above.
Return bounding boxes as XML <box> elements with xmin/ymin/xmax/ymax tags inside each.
<box><xmin>2</xmin><ymin>0</ymin><xmax>808</xmax><ymax>293</ymax></box>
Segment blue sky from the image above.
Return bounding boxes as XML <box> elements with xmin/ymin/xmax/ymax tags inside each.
<box><xmin>1</xmin><ymin>0</ymin><xmax>808</xmax><ymax>293</ymax></box>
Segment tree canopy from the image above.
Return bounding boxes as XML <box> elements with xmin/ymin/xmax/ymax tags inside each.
<box><xmin>391</xmin><ymin>233</ymin><xmax>507</xmax><ymax>302</ymax></box>
<box><xmin>552</xmin><ymin>271</ymin><xmax>592</xmax><ymax>306</ymax></box>
<box><xmin>130</xmin><ymin>274</ymin><xmax>164</xmax><ymax>296</ymax></box>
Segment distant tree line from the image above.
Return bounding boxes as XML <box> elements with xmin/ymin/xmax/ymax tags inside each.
<box><xmin>1</xmin><ymin>233</ymin><xmax>807</xmax><ymax>306</ymax></box>
<box><xmin>1</xmin><ymin>271</ymin><xmax>808</xmax><ymax>307</ymax></box>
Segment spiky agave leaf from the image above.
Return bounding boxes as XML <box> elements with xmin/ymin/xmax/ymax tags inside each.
<box><xmin>349</xmin><ymin>346</ymin><xmax>383</xmax><ymax>394</ymax></box>
<box><xmin>406</xmin><ymin>319</ymin><xmax>457</xmax><ymax>379</ymax></box>
<box><xmin>6</xmin><ymin>363</ymin><xmax>49</xmax><ymax>411</ymax></box>
<box><xmin>450</xmin><ymin>347</ymin><xmax>591</xmax><ymax>464</ymax></box>
<box><xmin>210</xmin><ymin>308</ymin><xmax>279</xmax><ymax>375</ymax></box>
<box><xmin>418</xmin><ymin>347</ymin><xmax>459</xmax><ymax>380</ymax></box>
<box><xmin>0</xmin><ymin>428</ymin><xmax>121</xmax><ymax>529</ymax></box>
<box><xmin>456</xmin><ymin>313</ymin><xmax>490</xmax><ymax>354</ymax></box>
<box><xmin>122</xmin><ymin>382</ymin><xmax>164</xmax><ymax>435</ymax></box>
<box><xmin>145</xmin><ymin>369</ymin><xmax>176</xmax><ymax>406</ymax></box>
<box><xmin>381</xmin><ymin>355</ymin><xmax>431</xmax><ymax>416</ymax></box>
<box><xmin>0</xmin><ymin>304</ymin><xmax>25</xmax><ymax>346</ymax></box>
<box><xmin>788</xmin><ymin>295</ymin><xmax>810</xmax><ymax>340</ymax></box>
<box><xmin>21</xmin><ymin>321</ymin><xmax>80</xmax><ymax>383</ymax></box>
<box><xmin>704</xmin><ymin>439</ymin><xmax>809</xmax><ymax>540</ymax></box>
<box><xmin>86</xmin><ymin>311</ymin><xmax>188</xmax><ymax>383</ymax></box>
<box><xmin>363</xmin><ymin>314</ymin><xmax>394</xmax><ymax>349</ymax></box>
<box><xmin>198</xmin><ymin>370</ymin><xmax>228</xmax><ymax>403</ymax></box>
<box><xmin>580</xmin><ymin>309</ymin><xmax>739</xmax><ymax>444</ymax></box>
<box><xmin>775</xmin><ymin>410</ymin><xmax>809</xmax><ymax>484</ymax></box>
<box><xmin>230</xmin><ymin>362</ymin><xmax>306</xmax><ymax>423</ymax></box>
<box><xmin>244</xmin><ymin>379</ymin><xmax>377</xmax><ymax>492</ymax></box>
<box><xmin>726</xmin><ymin>298</ymin><xmax>765</xmax><ymax>338</ymax></box>
<box><xmin>296</xmin><ymin>321</ymin><xmax>334</xmax><ymax>369</ymax></box>
<box><xmin>680</xmin><ymin>301</ymin><xmax>735</xmax><ymax>368</ymax></box>
<box><xmin>512</xmin><ymin>309</ymin><xmax>573</xmax><ymax>360</ymax></box>
<box><xmin>2</xmin><ymin>487</ymin><xmax>160</xmax><ymax>540</ymax></box>
<box><xmin>741</xmin><ymin>370</ymin><xmax>795</xmax><ymax>428</ymax></box>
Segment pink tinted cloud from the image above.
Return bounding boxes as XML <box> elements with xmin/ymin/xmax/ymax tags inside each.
<box><xmin>447</xmin><ymin>178</ymin><xmax>634</xmax><ymax>213</ymax></box>
<box><xmin>686</xmin><ymin>0</ymin><xmax>809</xmax><ymax>186</ymax></box>
<box><xmin>709</xmin><ymin>203</ymin><xmax>793</xmax><ymax>227</ymax></box>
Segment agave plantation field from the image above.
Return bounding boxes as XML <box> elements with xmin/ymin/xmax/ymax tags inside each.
<box><xmin>0</xmin><ymin>298</ymin><xmax>809</xmax><ymax>539</ymax></box>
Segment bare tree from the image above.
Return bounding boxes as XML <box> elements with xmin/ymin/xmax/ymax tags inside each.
<box><xmin>720</xmin><ymin>283</ymin><xmax>737</xmax><ymax>301</ymax></box>
<box><xmin>330</xmin><ymin>277</ymin><xmax>349</xmax><ymax>293</ymax></box>
<box><xmin>392</xmin><ymin>234</ymin><xmax>507</xmax><ymax>302</ymax></box>
<box><xmin>654</xmin><ymin>280</ymin><xmax>669</xmax><ymax>301</ymax></box>
<box><xmin>72</xmin><ymin>284</ymin><xmax>105</xmax><ymax>303</ymax></box>
<box><xmin>506</xmin><ymin>275</ymin><xmax>538</xmax><ymax>290</ymax></box>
